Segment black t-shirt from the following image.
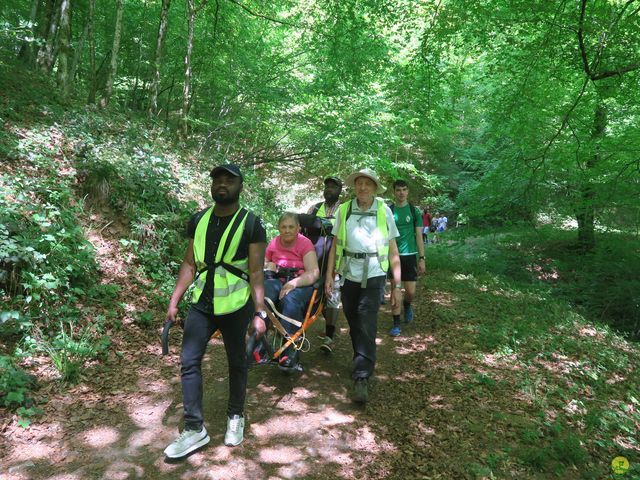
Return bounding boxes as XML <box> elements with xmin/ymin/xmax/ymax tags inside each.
<box><xmin>186</xmin><ymin>206</ymin><xmax>267</xmax><ymax>314</ymax></box>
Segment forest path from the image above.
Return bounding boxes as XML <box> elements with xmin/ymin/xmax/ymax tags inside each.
<box><xmin>2</xmin><ymin>212</ymin><xmax>561</xmax><ymax>480</ymax></box>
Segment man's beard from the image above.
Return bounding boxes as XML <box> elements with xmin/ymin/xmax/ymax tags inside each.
<box><xmin>324</xmin><ymin>193</ymin><xmax>340</xmax><ymax>204</ymax></box>
<box><xmin>212</xmin><ymin>190</ymin><xmax>240</xmax><ymax>205</ymax></box>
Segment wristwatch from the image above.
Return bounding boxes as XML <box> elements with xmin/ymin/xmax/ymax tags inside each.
<box><xmin>254</xmin><ymin>310</ymin><xmax>268</xmax><ymax>320</ymax></box>
<box><xmin>393</xmin><ymin>284</ymin><xmax>402</xmax><ymax>289</ymax></box>
<box><xmin>419</xmin><ymin>256</ymin><xmax>425</xmax><ymax>260</ymax></box>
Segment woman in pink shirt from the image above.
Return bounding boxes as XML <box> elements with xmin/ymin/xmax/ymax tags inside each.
<box><xmin>265</xmin><ymin>212</ymin><xmax>320</xmax><ymax>372</ymax></box>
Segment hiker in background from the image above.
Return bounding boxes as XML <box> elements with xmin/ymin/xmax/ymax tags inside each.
<box><xmin>437</xmin><ymin>213</ymin><xmax>448</xmax><ymax>232</ymax></box>
<box><xmin>422</xmin><ymin>207</ymin><xmax>432</xmax><ymax>244</ymax></box>
<box><xmin>324</xmin><ymin>168</ymin><xmax>401</xmax><ymax>404</ymax></box>
<box><xmin>388</xmin><ymin>180</ymin><xmax>425</xmax><ymax>336</ymax></box>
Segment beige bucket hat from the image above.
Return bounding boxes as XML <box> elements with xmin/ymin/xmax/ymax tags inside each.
<box><xmin>344</xmin><ymin>168</ymin><xmax>386</xmax><ymax>194</ymax></box>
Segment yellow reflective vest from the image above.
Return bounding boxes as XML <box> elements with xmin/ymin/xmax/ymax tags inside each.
<box><xmin>315</xmin><ymin>202</ymin><xmax>338</xmax><ymax>226</ymax></box>
<box><xmin>334</xmin><ymin>198</ymin><xmax>389</xmax><ymax>275</ymax></box>
<box><xmin>192</xmin><ymin>206</ymin><xmax>251</xmax><ymax>315</ymax></box>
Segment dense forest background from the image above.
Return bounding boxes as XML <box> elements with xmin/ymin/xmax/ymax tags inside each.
<box><xmin>1</xmin><ymin>0</ymin><xmax>639</xmax><ymax>478</ymax></box>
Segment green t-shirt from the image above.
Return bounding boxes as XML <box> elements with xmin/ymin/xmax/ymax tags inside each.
<box><xmin>391</xmin><ymin>203</ymin><xmax>423</xmax><ymax>255</ymax></box>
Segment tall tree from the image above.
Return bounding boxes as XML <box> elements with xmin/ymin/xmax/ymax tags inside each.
<box><xmin>70</xmin><ymin>19</ymin><xmax>90</xmax><ymax>87</ymax></box>
<box><xmin>36</xmin><ymin>0</ymin><xmax>60</xmax><ymax>72</ymax></box>
<box><xmin>180</xmin><ymin>0</ymin><xmax>207</xmax><ymax>136</ymax></box>
<box><xmin>17</xmin><ymin>0</ymin><xmax>40</xmax><ymax>64</ymax></box>
<box><xmin>148</xmin><ymin>0</ymin><xmax>171</xmax><ymax>117</ymax></box>
<box><xmin>86</xmin><ymin>0</ymin><xmax>96</xmax><ymax>104</ymax></box>
<box><xmin>574</xmin><ymin>0</ymin><xmax>640</xmax><ymax>250</ymax></box>
<box><xmin>55</xmin><ymin>0</ymin><xmax>72</xmax><ymax>99</ymax></box>
<box><xmin>99</xmin><ymin>0</ymin><xmax>124</xmax><ymax>108</ymax></box>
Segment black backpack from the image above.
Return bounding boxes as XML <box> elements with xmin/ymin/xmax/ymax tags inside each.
<box><xmin>389</xmin><ymin>202</ymin><xmax>418</xmax><ymax>226</ymax></box>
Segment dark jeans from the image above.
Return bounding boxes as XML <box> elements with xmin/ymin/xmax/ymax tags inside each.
<box><xmin>341</xmin><ymin>275</ymin><xmax>385</xmax><ymax>380</ymax></box>
<box><xmin>264</xmin><ymin>278</ymin><xmax>313</xmax><ymax>336</ymax></box>
<box><xmin>181</xmin><ymin>303</ymin><xmax>251</xmax><ymax>430</ymax></box>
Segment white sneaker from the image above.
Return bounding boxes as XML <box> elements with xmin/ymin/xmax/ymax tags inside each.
<box><xmin>164</xmin><ymin>427</ymin><xmax>210</xmax><ymax>458</ymax></box>
<box><xmin>224</xmin><ymin>415</ymin><xmax>245</xmax><ymax>446</ymax></box>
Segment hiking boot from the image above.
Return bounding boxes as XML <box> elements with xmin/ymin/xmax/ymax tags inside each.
<box><xmin>320</xmin><ymin>336</ymin><xmax>334</xmax><ymax>353</ymax></box>
<box><xmin>224</xmin><ymin>415</ymin><xmax>245</xmax><ymax>447</ymax></box>
<box><xmin>164</xmin><ymin>427</ymin><xmax>210</xmax><ymax>458</ymax></box>
<box><xmin>353</xmin><ymin>378</ymin><xmax>369</xmax><ymax>403</ymax></box>
<box><xmin>388</xmin><ymin>325</ymin><xmax>401</xmax><ymax>337</ymax></box>
<box><xmin>404</xmin><ymin>305</ymin><xmax>414</xmax><ymax>324</ymax></box>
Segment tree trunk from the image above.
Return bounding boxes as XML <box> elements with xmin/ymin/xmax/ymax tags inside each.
<box><xmin>128</xmin><ymin>0</ymin><xmax>148</xmax><ymax>110</ymax></box>
<box><xmin>181</xmin><ymin>0</ymin><xmax>196</xmax><ymax>136</ymax></box>
<box><xmin>70</xmin><ymin>18</ymin><xmax>89</xmax><ymax>84</ymax></box>
<box><xmin>55</xmin><ymin>0</ymin><xmax>72</xmax><ymax>99</ymax></box>
<box><xmin>165</xmin><ymin>74</ymin><xmax>175</xmax><ymax>125</ymax></box>
<box><xmin>36</xmin><ymin>0</ymin><xmax>60</xmax><ymax>72</ymax></box>
<box><xmin>99</xmin><ymin>0</ymin><xmax>124</xmax><ymax>108</ymax></box>
<box><xmin>17</xmin><ymin>0</ymin><xmax>40</xmax><ymax>64</ymax></box>
<box><xmin>148</xmin><ymin>0</ymin><xmax>171</xmax><ymax>117</ymax></box>
<box><xmin>87</xmin><ymin>0</ymin><xmax>96</xmax><ymax>104</ymax></box>
<box><xmin>576</xmin><ymin>100</ymin><xmax>606</xmax><ymax>251</ymax></box>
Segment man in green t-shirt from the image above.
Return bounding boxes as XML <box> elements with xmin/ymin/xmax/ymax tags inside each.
<box><xmin>388</xmin><ymin>179</ymin><xmax>425</xmax><ymax>336</ymax></box>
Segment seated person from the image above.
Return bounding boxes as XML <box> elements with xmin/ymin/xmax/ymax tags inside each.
<box><xmin>264</xmin><ymin>212</ymin><xmax>320</xmax><ymax>371</ymax></box>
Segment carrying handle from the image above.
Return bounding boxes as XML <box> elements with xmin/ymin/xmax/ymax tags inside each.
<box><xmin>161</xmin><ymin>319</ymin><xmax>174</xmax><ymax>356</ymax></box>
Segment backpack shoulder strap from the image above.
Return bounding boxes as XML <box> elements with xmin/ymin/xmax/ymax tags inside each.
<box><xmin>310</xmin><ymin>202</ymin><xmax>322</xmax><ymax>216</ymax></box>
<box><xmin>244</xmin><ymin>210</ymin><xmax>258</xmax><ymax>239</ymax></box>
<box><xmin>409</xmin><ymin>202</ymin><xmax>417</xmax><ymax>225</ymax></box>
<box><xmin>344</xmin><ymin>200</ymin><xmax>353</xmax><ymax>223</ymax></box>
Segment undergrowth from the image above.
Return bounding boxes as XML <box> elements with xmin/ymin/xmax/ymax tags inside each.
<box><xmin>424</xmin><ymin>227</ymin><xmax>640</xmax><ymax>479</ymax></box>
<box><xmin>0</xmin><ymin>58</ymin><xmax>282</xmax><ymax>425</ymax></box>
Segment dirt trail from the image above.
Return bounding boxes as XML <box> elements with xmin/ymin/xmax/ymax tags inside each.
<box><xmin>2</xmin><ymin>211</ymin><xmax>492</xmax><ymax>480</ymax></box>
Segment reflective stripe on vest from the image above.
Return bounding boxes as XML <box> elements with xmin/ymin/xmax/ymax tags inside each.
<box><xmin>316</xmin><ymin>203</ymin><xmax>337</xmax><ymax>226</ymax></box>
<box><xmin>335</xmin><ymin>198</ymin><xmax>389</xmax><ymax>276</ymax></box>
<box><xmin>191</xmin><ymin>207</ymin><xmax>251</xmax><ymax>315</ymax></box>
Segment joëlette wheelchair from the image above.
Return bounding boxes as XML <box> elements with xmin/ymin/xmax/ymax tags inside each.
<box><xmin>161</xmin><ymin>214</ymin><xmax>334</xmax><ymax>366</ymax></box>
<box><xmin>246</xmin><ymin>214</ymin><xmax>334</xmax><ymax>372</ymax></box>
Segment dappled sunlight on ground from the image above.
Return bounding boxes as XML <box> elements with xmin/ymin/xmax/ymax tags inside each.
<box><xmin>394</xmin><ymin>333</ymin><xmax>437</xmax><ymax>355</ymax></box>
<box><xmin>428</xmin><ymin>290</ymin><xmax>456</xmax><ymax>307</ymax></box>
<box><xmin>251</xmin><ymin>407</ymin><xmax>355</xmax><ymax>439</ymax></box>
<box><xmin>480</xmin><ymin>352</ymin><xmax>522</xmax><ymax>370</ymax></box>
<box><xmin>7</xmin><ymin>442</ymin><xmax>57</xmax><ymax>463</ymax></box>
<box><xmin>81</xmin><ymin>426</ymin><xmax>120</xmax><ymax>448</ymax></box>
<box><xmin>259</xmin><ymin>445</ymin><xmax>304</xmax><ymax>463</ymax></box>
<box><xmin>395</xmin><ymin>371</ymin><xmax>429</xmax><ymax>382</ymax></box>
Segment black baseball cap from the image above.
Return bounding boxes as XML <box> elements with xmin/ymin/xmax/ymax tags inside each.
<box><xmin>210</xmin><ymin>164</ymin><xmax>244</xmax><ymax>181</ymax></box>
<box><xmin>324</xmin><ymin>176</ymin><xmax>342</xmax><ymax>188</ymax></box>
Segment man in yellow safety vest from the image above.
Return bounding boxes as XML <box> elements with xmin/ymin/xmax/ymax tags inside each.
<box><xmin>163</xmin><ymin>164</ymin><xmax>268</xmax><ymax>458</ymax></box>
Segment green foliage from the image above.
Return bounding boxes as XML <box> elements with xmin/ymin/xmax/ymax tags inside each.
<box><xmin>35</xmin><ymin>321</ymin><xmax>111</xmax><ymax>384</ymax></box>
<box><xmin>429</xmin><ymin>225</ymin><xmax>640</xmax><ymax>337</ymax></box>
<box><xmin>0</xmin><ymin>354</ymin><xmax>43</xmax><ymax>427</ymax></box>
<box><xmin>134</xmin><ymin>311</ymin><xmax>155</xmax><ymax>329</ymax></box>
<box><xmin>76</xmin><ymin>142</ymin><xmax>183</xmax><ymax>219</ymax></box>
<box><xmin>426</xmin><ymin>230</ymin><xmax>640</xmax><ymax>479</ymax></box>
<box><xmin>0</xmin><ymin>143</ymin><xmax>100</xmax><ymax>330</ymax></box>
<box><xmin>0</xmin><ymin>355</ymin><xmax>35</xmax><ymax>408</ymax></box>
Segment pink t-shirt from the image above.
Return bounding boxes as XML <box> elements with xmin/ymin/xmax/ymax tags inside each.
<box><xmin>266</xmin><ymin>233</ymin><xmax>315</xmax><ymax>273</ymax></box>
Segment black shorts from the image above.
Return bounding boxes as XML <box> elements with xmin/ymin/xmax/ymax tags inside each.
<box><xmin>400</xmin><ymin>254</ymin><xmax>418</xmax><ymax>282</ymax></box>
